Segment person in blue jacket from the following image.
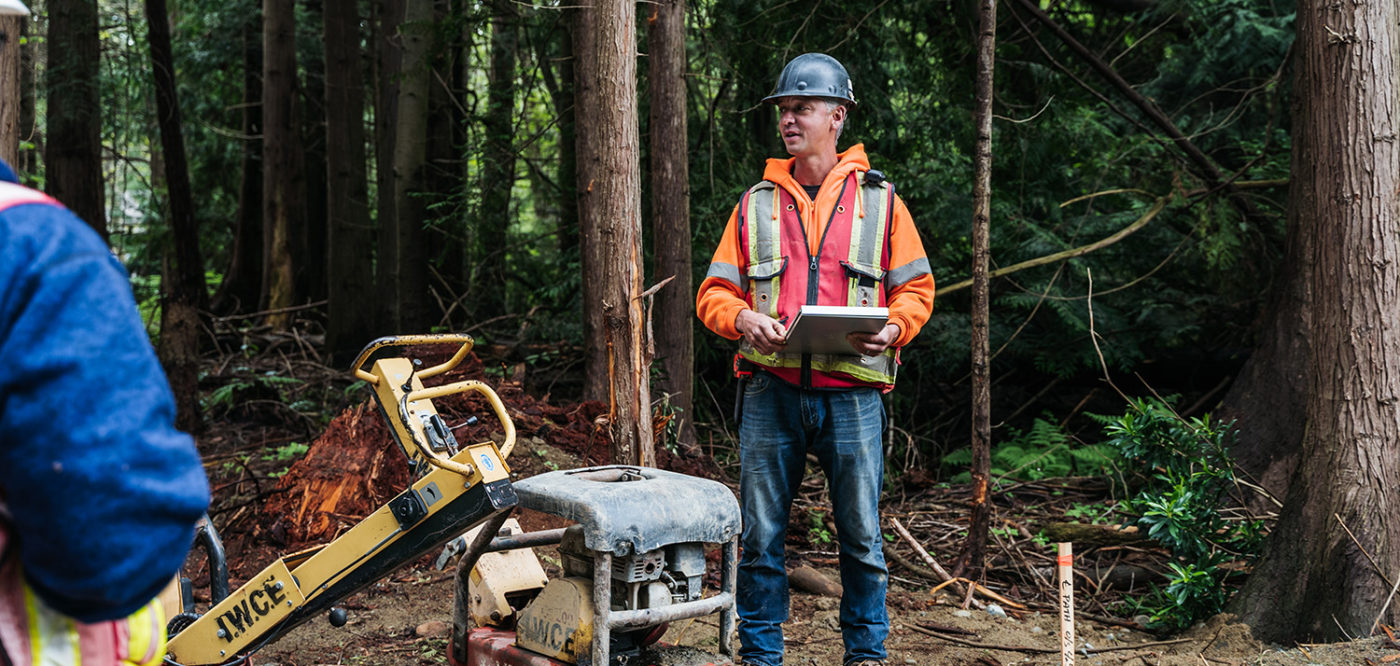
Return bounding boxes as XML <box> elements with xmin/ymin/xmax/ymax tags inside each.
<box><xmin>0</xmin><ymin>156</ymin><xmax>210</xmax><ymax>628</ymax></box>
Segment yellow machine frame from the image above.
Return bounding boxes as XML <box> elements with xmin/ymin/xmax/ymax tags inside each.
<box><xmin>166</xmin><ymin>335</ymin><xmax>517</xmax><ymax>666</ymax></box>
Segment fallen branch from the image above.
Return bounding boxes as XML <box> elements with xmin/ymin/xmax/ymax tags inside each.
<box><xmin>889</xmin><ymin>517</ymin><xmax>984</xmax><ymax>610</ymax></box>
<box><xmin>928</xmin><ymin>576</ymin><xmax>1027</xmax><ymax>610</ymax></box>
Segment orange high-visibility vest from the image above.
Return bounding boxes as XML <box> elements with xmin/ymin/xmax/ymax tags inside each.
<box><xmin>735</xmin><ymin>170</ymin><xmax>899</xmax><ymax>389</ymax></box>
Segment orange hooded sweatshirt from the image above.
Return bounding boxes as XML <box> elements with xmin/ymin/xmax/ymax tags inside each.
<box><xmin>696</xmin><ymin>144</ymin><xmax>935</xmax><ymax>382</ymax></box>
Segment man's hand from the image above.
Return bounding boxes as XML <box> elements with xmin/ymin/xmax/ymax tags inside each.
<box><xmin>847</xmin><ymin>323</ymin><xmax>901</xmax><ymax>356</ymax></box>
<box><xmin>736</xmin><ymin>309</ymin><xmax>788</xmax><ymax>355</ymax></box>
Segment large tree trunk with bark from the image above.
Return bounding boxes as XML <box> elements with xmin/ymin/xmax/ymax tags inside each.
<box><xmin>576</xmin><ymin>0</ymin><xmax>652</xmax><ymax>466</ymax></box>
<box><xmin>0</xmin><ymin>12</ymin><xmax>22</xmax><ymax>167</ymax></box>
<box><xmin>262</xmin><ymin>0</ymin><xmax>306</xmax><ymax>329</ymax></box>
<box><xmin>1230</xmin><ymin>0</ymin><xmax>1400</xmax><ymax>642</ymax></box>
<box><xmin>389</xmin><ymin>0</ymin><xmax>433</xmax><ymax>332</ymax></box>
<box><xmin>646</xmin><ymin>0</ymin><xmax>696</xmax><ymax>453</ymax></box>
<box><xmin>324</xmin><ymin>0</ymin><xmax>379</xmax><ymax>363</ymax></box>
<box><xmin>146</xmin><ymin>0</ymin><xmax>207</xmax><ymax>433</ymax></box>
<box><xmin>213</xmin><ymin>11</ymin><xmax>264</xmax><ymax>315</ymax></box>
<box><xmin>45</xmin><ymin>0</ymin><xmax>104</xmax><ymax>237</ymax></box>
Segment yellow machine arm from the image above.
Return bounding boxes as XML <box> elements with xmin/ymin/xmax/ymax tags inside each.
<box><xmin>165</xmin><ymin>335</ymin><xmax>519</xmax><ymax>666</ymax></box>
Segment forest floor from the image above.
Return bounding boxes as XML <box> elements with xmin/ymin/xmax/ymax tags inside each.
<box><xmin>185</xmin><ymin>338</ymin><xmax>1399</xmax><ymax>666</ymax></box>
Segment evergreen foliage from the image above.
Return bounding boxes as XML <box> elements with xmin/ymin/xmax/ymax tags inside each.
<box><xmin>31</xmin><ymin>0</ymin><xmax>1295</xmax><ymax>477</ymax></box>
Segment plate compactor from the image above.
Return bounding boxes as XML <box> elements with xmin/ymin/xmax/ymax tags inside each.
<box><xmin>160</xmin><ymin>334</ymin><xmax>739</xmax><ymax>666</ymax></box>
<box><xmin>451</xmin><ymin>465</ymin><xmax>740</xmax><ymax>666</ymax></box>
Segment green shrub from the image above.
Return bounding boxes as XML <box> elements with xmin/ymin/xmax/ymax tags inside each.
<box><xmin>1092</xmin><ymin>397</ymin><xmax>1264</xmax><ymax>631</ymax></box>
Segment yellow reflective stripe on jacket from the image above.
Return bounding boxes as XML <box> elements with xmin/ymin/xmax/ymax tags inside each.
<box><xmin>745</xmin><ymin>181</ymin><xmax>783</xmax><ymax>318</ymax></box>
<box><xmin>847</xmin><ymin>175</ymin><xmax>891</xmax><ymax>307</ymax></box>
<box><xmin>123</xmin><ymin>598</ymin><xmax>167</xmax><ymax>666</ymax></box>
<box><xmin>739</xmin><ymin>347</ymin><xmax>897</xmax><ymax>385</ymax></box>
<box><xmin>23</xmin><ymin>584</ymin><xmax>81</xmax><ymax>666</ymax></box>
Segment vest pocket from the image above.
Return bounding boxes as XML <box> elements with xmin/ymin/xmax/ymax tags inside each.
<box><xmin>841</xmin><ymin>261</ymin><xmax>885</xmax><ymax>307</ymax></box>
<box><xmin>747</xmin><ymin>257</ymin><xmax>788</xmax><ymax>312</ymax></box>
<box><xmin>748</xmin><ymin>257</ymin><xmax>788</xmax><ymax>281</ymax></box>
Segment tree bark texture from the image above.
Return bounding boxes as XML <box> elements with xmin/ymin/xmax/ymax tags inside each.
<box><xmin>647</xmin><ymin>0</ymin><xmax>696</xmax><ymax>452</ymax></box>
<box><xmin>213</xmin><ymin>9</ymin><xmax>264</xmax><ymax>315</ymax></box>
<box><xmin>576</xmin><ymin>0</ymin><xmax>653</xmax><ymax>466</ymax></box>
<box><xmin>45</xmin><ymin>0</ymin><xmax>105</xmax><ymax>238</ymax></box>
<box><xmin>961</xmin><ymin>0</ymin><xmax>997</xmax><ymax>578</ymax></box>
<box><xmin>1231</xmin><ymin>0</ymin><xmax>1400</xmax><ymax>641</ymax></box>
<box><xmin>549</xmin><ymin>16</ymin><xmax>579</xmax><ymax>263</ymax></box>
<box><xmin>374</xmin><ymin>0</ymin><xmax>404</xmax><ymax>330</ymax></box>
<box><xmin>0</xmin><ymin>14</ymin><xmax>22</xmax><ymax>167</ymax></box>
<box><xmin>299</xmin><ymin>0</ymin><xmax>329</xmax><ymax>308</ymax></box>
<box><xmin>390</xmin><ymin>0</ymin><xmax>433</xmax><ymax>332</ymax></box>
<box><xmin>324</xmin><ymin>0</ymin><xmax>379</xmax><ymax>363</ymax></box>
<box><xmin>16</xmin><ymin>16</ymin><xmax>33</xmax><ymax>176</ymax></box>
<box><xmin>262</xmin><ymin>0</ymin><xmax>306</xmax><ymax>329</ymax></box>
<box><xmin>146</xmin><ymin>0</ymin><xmax>207</xmax><ymax>432</ymax></box>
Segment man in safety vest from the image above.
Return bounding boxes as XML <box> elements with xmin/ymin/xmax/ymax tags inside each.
<box><xmin>696</xmin><ymin>53</ymin><xmax>935</xmax><ymax>666</ymax></box>
<box><xmin>0</xmin><ymin>44</ymin><xmax>211</xmax><ymax>663</ymax></box>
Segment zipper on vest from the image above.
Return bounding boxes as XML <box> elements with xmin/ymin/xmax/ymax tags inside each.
<box><xmin>800</xmin><ymin>174</ymin><xmax>851</xmax><ymax>389</ymax></box>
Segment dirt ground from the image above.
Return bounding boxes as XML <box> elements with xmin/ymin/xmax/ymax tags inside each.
<box><xmin>230</xmin><ymin>432</ymin><xmax>1400</xmax><ymax>666</ymax></box>
<box><xmin>249</xmin><ymin>546</ymin><xmax>1400</xmax><ymax>666</ymax></box>
<box><xmin>190</xmin><ymin>346</ymin><xmax>1399</xmax><ymax>666</ymax></box>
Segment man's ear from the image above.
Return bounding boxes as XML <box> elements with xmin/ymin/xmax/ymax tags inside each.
<box><xmin>831</xmin><ymin>104</ymin><xmax>847</xmax><ymax>130</ymax></box>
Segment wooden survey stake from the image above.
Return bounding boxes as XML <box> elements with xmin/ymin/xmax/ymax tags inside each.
<box><xmin>1058</xmin><ymin>542</ymin><xmax>1075</xmax><ymax>666</ymax></box>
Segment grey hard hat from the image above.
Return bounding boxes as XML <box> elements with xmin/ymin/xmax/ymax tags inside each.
<box><xmin>762</xmin><ymin>53</ymin><xmax>857</xmax><ymax>106</ymax></box>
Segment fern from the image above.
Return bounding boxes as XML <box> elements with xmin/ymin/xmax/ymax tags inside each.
<box><xmin>940</xmin><ymin>415</ymin><xmax>1122</xmax><ymax>483</ymax></box>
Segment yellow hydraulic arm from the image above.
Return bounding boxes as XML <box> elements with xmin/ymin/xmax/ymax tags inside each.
<box><xmin>165</xmin><ymin>335</ymin><xmax>518</xmax><ymax>666</ymax></box>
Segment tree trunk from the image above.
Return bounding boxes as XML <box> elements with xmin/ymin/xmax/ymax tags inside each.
<box><xmin>213</xmin><ymin>10</ymin><xmax>264</xmax><ymax>315</ymax></box>
<box><xmin>324</xmin><ymin>0</ymin><xmax>379</xmax><ymax>363</ymax></box>
<box><xmin>477</xmin><ymin>0</ymin><xmax>518</xmax><ymax>321</ymax></box>
<box><xmin>0</xmin><ymin>13</ymin><xmax>22</xmax><ymax>167</ymax></box>
<box><xmin>301</xmin><ymin>0</ymin><xmax>328</xmax><ymax>307</ymax></box>
<box><xmin>576</xmin><ymin>0</ymin><xmax>652</xmax><ymax>466</ymax></box>
<box><xmin>390</xmin><ymin>0</ymin><xmax>433</xmax><ymax>332</ymax></box>
<box><xmin>16</xmin><ymin>15</ymin><xmax>34</xmax><ymax>176</ymax></box>
<box><xmin>961</xmin><ymin>0</ymin><xmax>997</xmax><ymax>578</ymax></box>
<box><xmin>425</xmin><ymin>0</ymin><xmax>463</xmax><ymax>323</ymax></box>
<box><xmin>1230</xmin><ymin>0</ymin><xmax>1400</xmax><ymax>641</ymax></box>
<box><xmin>146</xmin><ymin>0</ymin><xmax>207</xmax><ymax>432</ymax></box>
<box><xmin>262</xmin><ymin>0</ymin><xmax>306</xmax><ymax>330</ymax></box>
<box><xmin>552</xmin><ymin>17</ymin><xmax>579</xmax><ymax>264</ymax></box>
<box><xmin>646</xmin><ymin>0</ymin><xmax>696</xmax><ymax>453</ymax></box>
<box><xmin>45</xmin><ymin>0</ymin><xmax>105</xmax><ymax>237</ymax></box>
<box><xmin>374</xmin><ymin>0</ymin><xmax>404</xmax><ymax>331</ymax></box>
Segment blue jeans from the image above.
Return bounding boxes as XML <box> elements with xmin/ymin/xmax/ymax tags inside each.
<box><xmin>736</xmin><ymin>372</ymin><xmax>888</xmax><ymax>666</ymax></box>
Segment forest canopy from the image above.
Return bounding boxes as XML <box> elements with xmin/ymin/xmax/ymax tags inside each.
<box><xmin>4</xmin><ymin>0</ymin><xmax>1294</xmax><ymax>472</ymax></box>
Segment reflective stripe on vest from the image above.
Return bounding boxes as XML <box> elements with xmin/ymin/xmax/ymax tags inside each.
<box><xmin>737</xmin><ymin>171</ymin><xmax>898</xmax><ymax>386</ymax></box>
<box><xmin>0</xmin><ymin>182</ymin><xmax>60</xmax><ymax>212</ymax></box>
<box><xmin>0</xmin><ymin>445</ymin><xmax>168</xmax><ymax>666</ymax></box>
<box><xmin>24</xmin><ymin>584</ymin><xmax>81</xmax><ymax>666</ymax></box>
